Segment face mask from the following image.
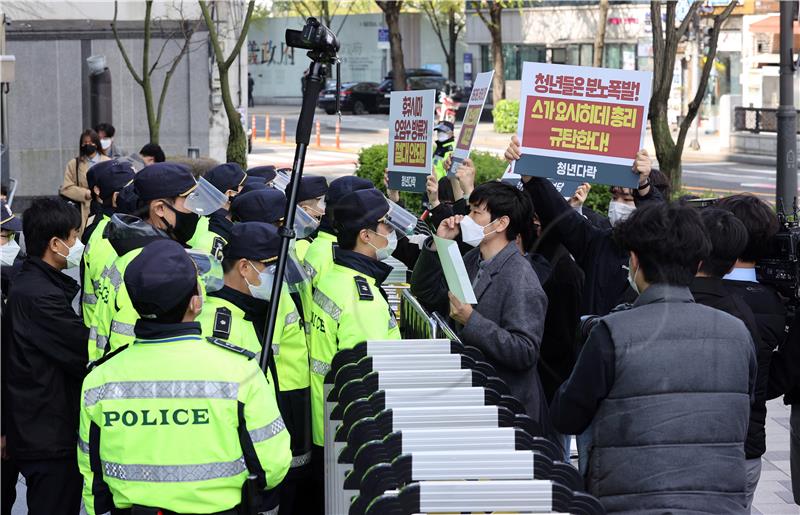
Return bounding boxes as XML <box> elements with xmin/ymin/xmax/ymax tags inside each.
<box><xmin>627</xmin><ymin>259</ymin><xmax>640</xmax><ymax>295</ymax></box>
<box><xmin>437</xmin><ymin>132</ymin><xmax>452</xmax><ymax>143</ymax></box>
<box><xmin>608</xmin><ymin>201</ymin><xmax>635</xmax><ymax>226</ymax></box>
<box><xmin>56</xmin><ymin>238</ymin><xmax>85</xmax><ymax>269</ymax></box>
<box><xmin>162</xmin><ymin>203</ymin><xmax>201</xmax><ymax>245</ymax></box>
<box><xmin>0</xmin><ymin>240</ymin><xmax>20</xmax><ymax>266</ymax></box>
<box><xmin>245</xmin><ymin>261</ymin><xmax>274</xmax><ymax>301</ymax></box>
<box><xmin>81</xmin><ymin>144</ymin><xmax>97</xmax><ymax>156</ymax></box>
<box><xmin>460</xmin><ymin>216</ymin><xmax>496</xmax><ymax>247</ymax></box>
<box><xmin>368</xmin><ymin>230</ymin><xmax>397</xmax><ymax>261</ymax></box>
<box><xmin>100</xmin><ymin>138</ymin><xmax>112</xmax><ymax>151</ymax></box>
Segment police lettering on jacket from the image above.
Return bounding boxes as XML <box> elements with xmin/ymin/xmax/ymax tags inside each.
<box><xmin>102</xmin><ymin>408</ymin><xmax>210</xmax><ymax>427</ymax></box>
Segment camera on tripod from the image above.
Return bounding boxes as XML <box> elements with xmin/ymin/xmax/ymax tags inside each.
<box><xmin>285</xmin><ymin>17</ymin><xmax>340</xmax><ymax>59</ymax></box>
<box><xmin>756</xmin><ymin>199</ymin><xmax>800</xmax><ymax>304</ymax></box>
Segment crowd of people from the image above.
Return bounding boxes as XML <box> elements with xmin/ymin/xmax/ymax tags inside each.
<box><xmin>0</xmin><ymin>120</ymin><xmax>796</xmax><ymax>515</ymax></box>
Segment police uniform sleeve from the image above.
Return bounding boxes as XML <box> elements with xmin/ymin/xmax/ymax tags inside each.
<box><xmin>238</xmin><ymin>360</ymin><xmax>292</xmax><ymax>491</ymax></box>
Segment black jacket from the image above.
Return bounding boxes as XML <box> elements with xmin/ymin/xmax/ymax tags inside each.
<box><xmin>5</xmin><ymin>257</ymin><xmax>89</xmax><ymax>460</ymax></box>
<box><xmin>690</xmin><ymin>276</ymin><xmax>770</xmax><ymax>458</ymax></box>
<box><xmin>769</xmin><ymin>314</ymin><xmax>800</xmax><ymax>404</ymax></box>
<box><xmin>523</xmin><ymin>177</ymin><xmax>662</xmax><ymax>316</ymax></box>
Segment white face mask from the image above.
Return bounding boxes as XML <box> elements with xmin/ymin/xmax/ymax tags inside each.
<box><xmin>0</xmin><ymin>239</ymin><xmax>20</xmax><ymax>266</ymax></box>
<box><xmin>627</xmin><ymin>259</ymin><xmax>640</xmax><ymax>295</ymax></box>
<box><xmin>368</xmin><ymin>229</ymin><xmax>398</xmax><ymax>261</ymax></box>
<box><xmin>608</xmin><ymin>200</ymin><xmax>635</xmax><ymax>226</ymax></box>
<box><xmin>56</xmin><ymin>238</ymin><xmax>84</xmax><ymax>269</ymax></box>
<box><xmin>101</xmin><ymin>138</ymin><xmax>112</xmax><ymax>151</ymax></box>
<box><xmin>459</xmin><ymin>216</ymin><xmax>497</xmax><ymax>247</ymax></box>
<box><xmin>436</xmin><ymin>132</ymin><xmax>452</xmax><ymax>143</ymax></box>
<box><xmin>245</xmin><ymin>261</ymin><xmax>274</xmax><ymax>301</ymax></box>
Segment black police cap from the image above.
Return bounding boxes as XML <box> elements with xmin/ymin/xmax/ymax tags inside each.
<box><xmin>224</xmin><ymin>222</ymin><xmax>281</xmax><ymax>263</ymax></box>
<box><xmin>125</xmin><ymin>239</ymin><xmax>198</xmax><ymax>318</ymax></box>
<box><xmin>230</xmin><ymin>189</ymin><xmax>288</xmax><ymax>224</ymax></box>
<box><xmin>435</xmin><ymin>120</ymin><xmax>455</xmax><ymax>132</ymax></box>
<box><xmin>240</xmin><ymin>177</ymin><xmax>269</xmax><ymax>195</ymax></box>
<box><xmin>134</xmin><ymin>162</ymin><xmax>197</xmax><ymax>202</ymax></box>
<box><xmin>246</xmin><ymin>165</ymin><xmax>277</xmax><ymax>183</ymax></box>
<box><xmin>326</xmin><ymin>176</ymin><xmax>374</xmax><ymax>207</ymax></box>
<box><xmin>333</xmin><ymin>188</ymin><xmax>389</xmax><ymax>233</ymax></box>
<box><xmin>297</xmin><ymin>175</ymin><xmax>329</xmax><ymax>203</ymax></box>
<box><xmin>115</xmin><ymin>183</ymin><xmax>140</xmax><ymax>215</ymax></box>
<box><xmin>95</xmin><ymin>161</ymin><xmax>135</xmax><ymax>201</ymax></box>
<box><xmin>205</xmin><ymin>163</ymin><xmax>247</xmax><ymax>194</ymax></box>
<box><xmin>0</xmin><ymin>201</ymin><xmax>21</xmax><ymax>232</ymax></box>
<box><xmin>87</xmin><ymin>160</ymin><xmax>118</xmax><ymax>191</ymax></box>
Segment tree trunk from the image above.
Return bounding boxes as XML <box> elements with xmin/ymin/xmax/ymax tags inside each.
<box><xmin>384</xmin><ymin>4</ymin><xmax>406</xmax><ymax>91</ymax></box>
<box><xmin>594</xmin><ymin>0</ymin><xmax>609</xmax><ymax>67</ymax></box>
<box><xmin>490</xmin><ymin>22</ymin><xmax>505</xmax><ymax>105</ymax></box>
<box><xmin>447</xmin><ymin>9</ymin><xmax>457</xmax><ymax>82</ymax></box>
<box><xmin>219</xmin><ymin>68</ymin><xmax>248</xmax><ymax>167</ymax></box>
<box><xmin>650</xmin><ymin>103</ymin><xmax>682</xmax><ymax>194</ymax></box>
<box><xmin>143</xmin><ymin>78</ymin><xmax>159</xmax><ymax>144</ymax></box>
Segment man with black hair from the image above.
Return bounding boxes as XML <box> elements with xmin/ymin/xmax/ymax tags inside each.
<box><xmin>90</xmin><ymin>162</ymin><xmax>225</xmax><ymax>360</ymax></box>
<box><xmin>307</xmin><ymin>188</ymin><xmax>401</xmax><ymax>512</ymax></box>
<box><xmin>80</xmin><ymin>160</ymin><xmax>135</xmax><ymax>326</ymax></box>
<box><xmin>196</xmin><ymin>222</ymin><xmax>310</xmax><ymax>515</ymax></box>
<box><xmin>139</xmin><ymin>143</ymin><xmax>165</xmax><ymax>165</ymax></box>
<box><xmin>411</xmin><ymin>181</ymin><xmax>550</xmax><ymax>431</ymax></box>
<box><xmin>95</xmin><ymin>122</ymin><xmax>122</xmax><ymax>158</ymax></box>
<box><xmin>6</xmin><ymin>199</ymin><xmax>89</xmax><ymax>514</ymax></box>
<box><xmin>550</xmin><ymin>201</ymin><xmax>756</xmax><ymax>514</ymax></box>
<box><xmin>689</xmin><ymin>208</ymin><xmax>771</xmax><ymax>508</ymax></box>
<box><xmin>78</xmin><ymin>239</ymin><xmax>291</xmax><ymax>515</ymax></box>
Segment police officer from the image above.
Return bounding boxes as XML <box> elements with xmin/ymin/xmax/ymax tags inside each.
<box><xmin>294</xmin><ymin>175</ymin><xmax>328</xmax><ymax>261</ymax></box>
<box><xmin>78</xmin><ymin>239</ymin><xmax>291</xmax><ymax>515</ymax></box>
<box><xmin>307</xmin><ymin>188</ymin><xmax>401</xmax><ymax>510</ymax></box>
<box><xmin>432</xmin><ymin>120</ymin><xmax>455</xmax><ymax>180</ymax></box>
<box><xmin>187</xmin><ymin>162</ymin><xmax>247</xmax><ymax>260</ymax></box>
<box><xmin>91</xmin><ymin>163</ymin><xmax>225</xmax><ymax>359</ymax></box>
<box><xmin>231</xmin><ymin>188</ymin><xmax>288</xmax><ymax>227</ymax></box>
<box><xmin>81</xmin><ymin>160</ymin><xmax>135</xmax><ymax>326</ymax></box>
<box><xmin>196</xmin><ymin>222</ymin><xmax>310</xmax><ymax>514</ymax></box>
<box><xmin>302</xmin><ymin>176</ymin><xmax>373</xmax><ymax>288</ymax></box>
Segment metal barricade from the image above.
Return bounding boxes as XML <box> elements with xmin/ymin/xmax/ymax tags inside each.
<box><xmin>400</xmin><ymin>289</ymin><xmax>436</xmax><ymax>339</ymax></box>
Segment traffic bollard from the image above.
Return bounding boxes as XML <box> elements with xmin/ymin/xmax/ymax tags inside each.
<box><xmin>316</xmin><ymin>120</ymin><xmax>321</xmax><ymax>147</ymax></box>
<box><xmin>265</xmin><ymin>114</ymin><xmax>270</xmax><ymax>141</ymax></box>
<box><xmin>251</xmin><ymin>115</ymin><xmax>256</xmax><ymax>139</ymax></box>
<box><xmin>281</xmin><ymin>117</ymin><xmax>286</xmax><ymax>144</ymax></box>
<box><xmin>335</xmin><ymin>119</ymin><xmax>341</xmax><ymax>149</ymax></box>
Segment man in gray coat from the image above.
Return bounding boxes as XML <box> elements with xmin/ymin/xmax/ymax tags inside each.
<box><xmin>550</xmin><ymin>201</ymin><xmax>756</xmax><ymax>514</ymax></box>
<box><xmin>411</xmin><ymin>181</ymin><xmax>551</xmax><ymax>437</ymax></box>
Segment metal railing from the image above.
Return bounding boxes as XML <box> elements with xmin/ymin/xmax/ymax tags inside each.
<box><xmin>733</xmin><ymin>106</ymin><xmax>800</xmax><ymax>134</ymax></box>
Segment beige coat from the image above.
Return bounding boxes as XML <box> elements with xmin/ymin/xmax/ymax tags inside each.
<box><xmin>60</xmin><ymin>154</ymin><xmax>110</xmax><ymax>234</ymax></box>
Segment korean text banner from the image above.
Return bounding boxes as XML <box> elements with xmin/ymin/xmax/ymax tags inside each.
<box><xmin>512</xmin><ymin>63</ymin><xmax>652</xmax><ymax>189</ymax></box>
<box><xmin>388</xmin><ymin>89</ymin><xmax>436</xmax><ymax>193</ymax></box>
<box><xmin>449</xmin><ymin>70</ymin><xmax>494</xmax><ymax>175</ymax></box>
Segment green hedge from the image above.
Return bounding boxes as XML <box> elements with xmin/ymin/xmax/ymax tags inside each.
<box><xmin>584</xmin><ymin>184</ymin><xmax>612</xmax><ymax>215</ymax></box>
<box><xmin>492</xmin><ymin>99</ymin><xmax>520</xmax><ymax>133</ymax></box>
<box><xmin>355</xmin><ymin>145</ymin><xmax>509</xmax><ymax>216</ymax></box>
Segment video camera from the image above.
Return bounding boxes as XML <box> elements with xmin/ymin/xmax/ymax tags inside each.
<box><xmin>756</xmin><ymin>199</ymin><xmax>800</xmax><ymax>304</ymax></box>
<box><xmin>285</xmin><ymin>17</ymin><xmax>340</xmax><ymax>61</ymax></box>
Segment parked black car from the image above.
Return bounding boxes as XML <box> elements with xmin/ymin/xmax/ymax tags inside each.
<box><xmin>376</xmin><ymin>75</ymin><xmax>465</xmax><ymax>111</ymax></box>
<box><xmin>317</xmin><ymin>81</ymin><xmax>382</xmax><ymax>115</ymax></box>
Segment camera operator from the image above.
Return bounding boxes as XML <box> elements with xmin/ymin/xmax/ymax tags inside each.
<box><xmin>689</xmin><ymin>208</ymin><xmax>770</xmax><ymax>508</ymax></box>
<box><xmin>550</xmin><ymin>201</ymin><xmax>756</xmax><ymax>513</ymax></box>
<box><xmin>504</xmin><ymin>135</ymin><xmax>660</xmax><ymax>315</ymax></box>
<box><xmin>769</xmin><ymin>314</ymin><xmax>800</xmax><ymax>503</ymax></box>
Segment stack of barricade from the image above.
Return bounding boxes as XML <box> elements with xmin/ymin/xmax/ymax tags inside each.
<box><xmin>322</xmin><ymin>338</ymin><xmax>605</xmax><ymax>515</ymax></box>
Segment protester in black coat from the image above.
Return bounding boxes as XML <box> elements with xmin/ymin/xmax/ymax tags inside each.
<box><xmin>6</xmin><ymin>199</ymin><xmax>88</xmax><ymax>515</ymax></box>
<box><xmin>505</xmin><ymin>136</ymin><xmax>660</xmax><ymax>316</ymax></box>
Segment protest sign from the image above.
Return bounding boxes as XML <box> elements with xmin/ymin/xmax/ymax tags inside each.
<box><xmin>387</xmin><ymin>89</ymin><xmax>436</xmax><ymax>193</ymax></box>
<box><xmin>448</xmin><ymin>70</ymin><xmax>494</xmax><ymax>176</ymax></box>
<box><xmin>512</xmin><ymin>63</ymin><xmax>652</xmax><ymax>189</ymax></box>
<box><xmin>433</xmin><ymin>235</ymin><xmax>477</xmax><ymax>304</ymax></box>
<box><xmin>501</xmin><ymin>165</ymin><xmax>580</xmax><ymax>199</ymax></box>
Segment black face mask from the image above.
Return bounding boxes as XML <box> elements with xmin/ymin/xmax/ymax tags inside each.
<box><xmin>161</xmin><ymin>202</ymin><xmax>200</xmax><ymax>245</ymax></box>
<box><xmin>81</xmin><ymin>144</ymin><xmax>97</xmax><ymax>156</ymax></box>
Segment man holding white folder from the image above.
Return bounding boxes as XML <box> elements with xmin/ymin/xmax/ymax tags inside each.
<box><xmin>411</xmin><ymin>181</ymin><xmax>553</xmax><ymax>441</ymax></box>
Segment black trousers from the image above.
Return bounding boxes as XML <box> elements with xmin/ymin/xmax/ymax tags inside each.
<box><xmin>307</xmin><ymin>445</ymin><xmax>324</xmax><ymax>515</ymax></box>
<box><xmin>16</xmin><ymin>458</ymin><xmax>82</xmax><ymax>515</ymax></box>
<box><xmin>1</xmin><ymin>457</ymin><xmax>18</xmax><ymax>515</ymax></box>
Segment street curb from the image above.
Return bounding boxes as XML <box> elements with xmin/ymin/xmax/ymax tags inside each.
<box><xmin>725</xmin><ymin>153</ymin><xmax>780</xmax><ymax>167</ymax></box>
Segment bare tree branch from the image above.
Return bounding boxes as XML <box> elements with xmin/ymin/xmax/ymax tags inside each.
<box><xmin>111</xmin><ymin>0</ymin><xmax>143</xmax><ymax>86</ymax></box>
<box><xmin>156</xmin><ymin>18</ymin><xmax>200</xmax><ymax>134</ymax></box>
<box><xmin>677</xmin><ymin>1</ymin><xmax>701</xmax><ymax>40</ymax></box>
